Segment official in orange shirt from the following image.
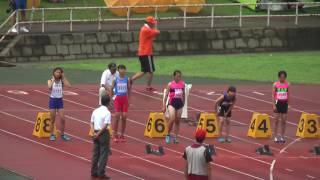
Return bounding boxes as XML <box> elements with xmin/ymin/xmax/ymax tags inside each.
<box><xmin>131</xmin><ymin>16</ymin><xmax>160</xmax><ymax>92</ymax></box>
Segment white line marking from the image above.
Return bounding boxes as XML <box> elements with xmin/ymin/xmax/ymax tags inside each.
<box><xmin>269</xmin><ymin>138</ymin><xmax>301</xmax><ymax>180</ymax></box>
<box><xmin>0</xmin><ymin>94</ymin><xmax>184</xmax><ymax>175</ymax></box>
<box><xmin>237</xmin><ymin>93</ymin><xmax>305</xmax><ymax>114</ymax></box>
<box><xmin>63</xmin><ymin>91</ymin><xmax>79</xmax><ymax>96</ymax></box>
<box><xmin>7</xmin><ymin>90</ymin><xmax>29</xmax><ymax>95</ymax></box>
<box><xmin>306</xmin><ymin>174</ymin><xmax>316</xmax><ymax>179</ymax></box>
<box><xmin>4</xmin><ymin>90</ymin><xmax>265</xmax><ymax>180</ymax></box>
<box><xmin>153</xmin><ymin>91</ymin><xmax>163</xmax><ymax>95</ymax></box>
<box><xmin>189</xmin><ymin>92</ymin><xmax>298</xmax><ymax>127</ymax></box>
<box><xmin>206</xmin><ymin>91</ymin><xmax>215</xmax><ymax>95</ymax></box>
<box><xmin>130</xmin><ymin>90</ymin><xmax>271</xmax><ymax>165</ymax></box>
<box><xmin>285</xmin><ymin>168</ymin><xmax>294</xmax><ymax>172</ymax></box>
<box><xmin>0</xmin><ymin>109</ymin><xmax>264</xmax><ymax>180</ymax></box>
<box><xmin>253</xmin><ymin>91</ymin><xmax>265</xmax><ymax>96</ymax></box>
<box><xmin>0</xmin><ymin>110</ymin><xmax>184</xmax><ymax>175</ymax></box>
<box><xmin>0</xmin><ymin>128</ymin><xmax>144</xmax><ymax>180</ymax></box>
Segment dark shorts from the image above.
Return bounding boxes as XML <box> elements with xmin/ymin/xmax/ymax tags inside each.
<box><xmin>49</xmin><ymin>97</ymin><xmax>64</xmax><ymax>109</ymax></box>
<box><xmin>169</xmin><ymin>98</ymin><xmax>184</xmax><ymax>110</ymax></box>
<box><xmin>274</xmin><ymin>101</ymin><xmax>288</xmax><ymax>114</ymax></box>
<box><xmin>187</xmin><ymin>174</ymin><xmax>209</xmax><ymax>180</ymax></box>
<box><xmin>139</xmin><ymin>55</ymin><xmax>155</xmax><ymax>73</ymax></box>
<box><xmin>217</xmin><ymin>106</ymin><xmax>232</xmax><ymax>117</ymax></box>
<box><xmin>13</xmin><ymin>0</ymin><xmax>26</xmax><ymax>10</ymax></box>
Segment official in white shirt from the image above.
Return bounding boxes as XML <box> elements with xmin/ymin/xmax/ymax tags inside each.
<box><xmin>90</xmin><ymin>95</ymin><xmax>111</xmax><ymax>179</ymax></box>
<box><xmin>99</xmin><ymin>63</ymin><xmax>119</xmax><ymax>105</ymax></box>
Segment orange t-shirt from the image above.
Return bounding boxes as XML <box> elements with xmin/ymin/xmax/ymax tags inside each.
<box><xmin>138</xmin><ymin>24</ymin><xmax>160</xmax><ymax>56</ymax></box>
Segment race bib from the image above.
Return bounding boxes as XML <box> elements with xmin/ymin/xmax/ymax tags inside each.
<box><xmin>117</xmin><ymin>83</ymin><xmax>127</xmax><ymax>93</ymax></box>
<box><xmin>174</xmin><ymin>88</ymin><xmax>183</xmax><ymax>97</ymax></box>
<box><xmin>276</xmin><ymin>92</ymin><xmax>288</xmax><ymax>100</ymax></box>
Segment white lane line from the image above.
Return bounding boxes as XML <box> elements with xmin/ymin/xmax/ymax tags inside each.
<box><xmin>237</xmin><ymin>93</ymin><xmax>305</xmax><ymax>114</ymax></box>
<box><xmin>0</xmin><ymin>94</ymin><xmax>184</xmax><ymax>175</ymax></box>
<box><xmin>306</xmin><ymin>174</ymin><xmax>316</xmax><ymax>179</ymax></box>
<box><xmin>153</xmin><ymin>91</ymin><xmax>163</xmax><ymax>95</ymax></box>
<box><xmin>285</xmin><ymin>168</ymin><xmax>294</xmax><ymax>172</ymax></box>
<box><xmin>0</xmin><ymin>109</ymin><xmax>264</xmax><ymax>180</ymax></box>
<box><xmin>189</xmin><ymin>92</ymin><xmax>298</xmax><ymax>127</ymax></box>
<box><xmin>252</xmin><ymin>91</ymin><xmax>265</xmax><ymax>96</ymax></box>
<box><xmin>35</xmin><ymin>90</ymin><xmax>268</xmax><ymax>178</ymax></box>
<box><xmin>1</xmin><ymin>93</ymin><xmax>264</xmax><ymax>180</ymax></box>
<box><xmin>0</xmin><ymin>128</ymin><xmax>144</xmax><ymax>180</ymax></box>
<box><xmin>269</xmin><ymin>138</ymin><xmax>301</xmax><ymax>180</ymax></box>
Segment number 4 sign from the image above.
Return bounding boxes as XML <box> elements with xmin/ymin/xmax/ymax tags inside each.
<box><xmin>296</xmin><ymin>113</ymin><xmax>320</xmax><ymax>138</ymax></box>
<box><xmin>144</xmin><ymin>112</ymin><xmax>168</xmax><ymax>138</ymax></box>
<box><xmin>32</xmin><ymin>112</ymin><xmax>57</xmax><ymax>138</ymax></box>
<box><xmin>247</xmin><ymin>113</ymin><xmax>272</xmax><ymax>138</ymax></box>
<box><xmin>196</xmin><ymin>113</ymin><xmax>220</xmax><ymax>138</ymax></box>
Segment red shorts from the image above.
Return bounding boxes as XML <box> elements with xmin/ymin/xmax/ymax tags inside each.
<box><xmin>114</xmin><ymin>96</ymin><xmax>129</xmax><ymax>112</ymax></box>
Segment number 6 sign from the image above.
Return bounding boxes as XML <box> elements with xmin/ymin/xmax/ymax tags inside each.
<box><xmin>144</xmin><ymin>112</ymin><xmax>168</xmax><ymax>138</ymax></box>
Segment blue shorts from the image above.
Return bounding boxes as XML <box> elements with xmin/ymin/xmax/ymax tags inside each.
<box><xmin>14</xmin><ymin>0</ymin><xmax>27</xmax><ymax>10</ymax></box>
<box><xmin>49</xmin><ymin>98</ymin><xmax>64</xmax><ymax>109</ymax></box>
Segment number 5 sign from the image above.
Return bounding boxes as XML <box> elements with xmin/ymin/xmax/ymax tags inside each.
<box><xmin>144</xmin><ymin>112</ymin><xmax>168</xmax><ymax>138</ymax></box>
<box><xmin>196</xmin><ymin>113</ymin><xmax>220</xmax><ymax>138</ymax></box>
<box><xmin>296</xmin><ymin>113</ymin><xmax>320</xmax><ymax>138</ymax></box>
<box><xmin>33</xmin><ymin>112</ymin><xmax>57</xmax><ymax>138</ymax></box>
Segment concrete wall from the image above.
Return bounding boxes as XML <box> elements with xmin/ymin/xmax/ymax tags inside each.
<box><xmin>4</xmin><ymin>27</ymin><xmax>320</xmax><ymax>62</ymax></box>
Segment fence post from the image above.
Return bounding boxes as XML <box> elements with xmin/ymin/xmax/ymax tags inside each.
<box><xmin>239</xmin><ymin>4</ymin><xmax>242</xmax><ymax>28</ymax></box>
<box><xmin>70</xmin><ymin>9</ymin><xmax>73</xmax><ymax>32</ymax></box>
<box><xmin>16</xmin><ymin>10</ymin><xmax>19</xmax><ymax>34</ymax></box>
<box><xmin>41</xmin><ymin>8</ymin><xmax>44</xmax><ymax>33</ymax></box>
<box><xmin>155</xmin><ymin>6</ymin><xmax>158</xmax><ymax>29</ymax></box>
<box><xmin>183</xmin><ymin>7</ymin><xmax>186</xmax><ymax>28</ymax></box>
<box><xmin>211</xmin><ymin>5</ymin><xmax>215</xmax><ymax>28</ymax></box>
<box><xmin>126</xmin><ymin>7</ymin><xmax>130</xmax><ymax>31</ymax></box>
<box><xmin>295</xmin><ymin>2</ymin><xmax>299</xmax><ymax>26</ymax></box>
<box><xmin>98</xmin><ymin>8</ymin><xmax>102</xmax><ymax>31</ymax></box>
<box><xmin>267</xmin><ymin>4</ymin><xmax>270</xmax><ymax>27</ymax></box>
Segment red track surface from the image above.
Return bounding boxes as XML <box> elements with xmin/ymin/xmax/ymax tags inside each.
<box><xmin>0</xmin><ymin>84</ymin><xmax>319</xmax><ymax>180</ymax></box>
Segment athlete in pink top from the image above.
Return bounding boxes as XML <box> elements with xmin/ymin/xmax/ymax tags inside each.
<box><xmin>163</xmin><ymin>70</ymin><xmax>185</xmax><ymax>144</ymax></box>
<box><xmin>272</xmin><ymin>70</ymin><xmax>290</xmax><ymax>143</ymax></box>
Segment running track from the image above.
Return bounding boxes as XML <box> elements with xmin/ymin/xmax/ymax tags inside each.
<box><xmin>0</xmin><ymin>84</ymin><xmax>319</xmax><ymax>180</ymax></box>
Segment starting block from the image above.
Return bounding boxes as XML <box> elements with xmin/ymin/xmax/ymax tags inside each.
<box><xmin>296</xmin><ymin>113</ymin><xmax>320</xmax><ymax>138</ymax></box>
<box><xmin>32</xmin><ymin>112</ymin><xmax>57</xmax><ymax>138</ymax></box>
<box><xmin>311</xmin><ymin>146</ymin><xmax>320</xmax><ymax>155</ymax></box>
<box><xmin>256</xmin><ymin>145</ymin><xmax>273</xmax><ymax>156</ymax></box>
<box><xmin>88</xmin><ymin>126</ymin><xmax>113</xmax><ymax>137</ymax></box>
<box><xmin>145</xmin><ymin>144</ymin><xmax>164</xmax><ymax>156</ymax></box>
<box><xmin>196</xmin><ymin>113</ymin><xmax>220</xmax><ymax>138</ymax></box>
<box><xmin>247</xmin><ymin>112</ymin><xmax>272</xmax><ymax>138</ymax></box>
<box><xmin>144</xmin><ymin>112</ymin><xmax>168</xmax><ymax>138</ymax></box>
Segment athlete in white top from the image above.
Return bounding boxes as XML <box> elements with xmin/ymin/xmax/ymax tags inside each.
<box><xmin>99</xmin><ymin>63</ymin><xmax>119</xmax><ymax>105</ymax></box>
<box><xmin>47</xmin><ymin>67</ymin><xmax>71</xmax><ymax>141</ymax></box>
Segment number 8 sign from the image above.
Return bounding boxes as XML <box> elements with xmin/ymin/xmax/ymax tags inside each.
<box><xmin>33</xmin><ymin>112</ymin><xmax>57</xmax><ymax>138</ymax></box>
<box><xmin>196</xmin><ymin>113</ymin><xmax>220</xmax><ymax>138</ymax></box>
<box><xmin>144</xmin><ymin>112</ymin><xmax>168</xmax><ymax>138</ymax></box>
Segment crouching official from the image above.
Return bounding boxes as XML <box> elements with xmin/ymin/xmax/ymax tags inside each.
<box><xmin>91</xmin><ymin>95</ymin><xmax>112</xmax><ymax>179</ymax></box>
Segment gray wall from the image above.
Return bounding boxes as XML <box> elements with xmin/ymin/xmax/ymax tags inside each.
<box><xmin>5</xmin><ymin>27</ymin><xmax>320</xmax><ymax>62</ymax></box>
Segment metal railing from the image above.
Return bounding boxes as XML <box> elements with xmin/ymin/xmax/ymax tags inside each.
<box><xmin>1</xmin><ymin>2</ymin><xmax>320</xmax><ymax>35</ymax></box>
